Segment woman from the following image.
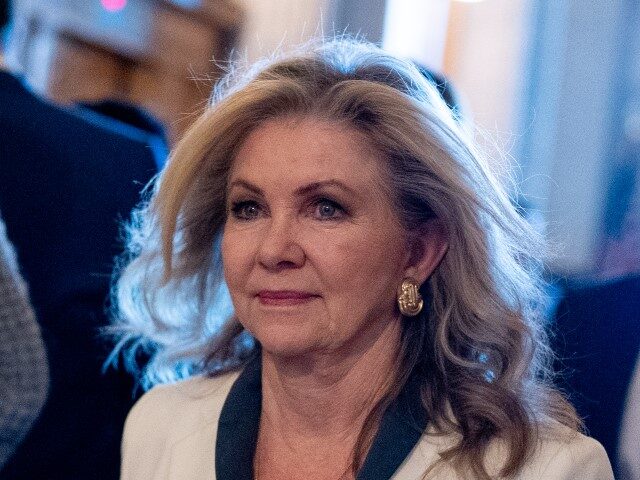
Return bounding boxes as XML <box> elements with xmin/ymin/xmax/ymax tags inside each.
<box><xmin>114</xmin><ymin>40</ymin><xmax>613</xmax><ymax>479</ymax></box>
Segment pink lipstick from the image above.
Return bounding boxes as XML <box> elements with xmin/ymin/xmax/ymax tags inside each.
<box><xmin>257</xmin><ymin>290</ymin><xmax>317</xmax><ymax>306</ymax></box>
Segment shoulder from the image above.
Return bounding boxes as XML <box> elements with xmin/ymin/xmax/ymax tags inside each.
<box><xmin>121</xmin><ymin>371</ymin><xmax>239</xmax><ymax>480</ymax></box>
<box><xmin>124</xmin><ymin>371</ymin><xmax>239</xmax><ymax>439</ymax></box>
<box><xmin>131</xmin><ymin>371</ymin><xmax>235</xmax><ymax>409</ymax></box>
<box><xmin>494</xmin><ymin>423</ymin><xmax>614</xmax><ymax>480</ymax></box>
<box><xmin>399</xmin><ymin>424</ymin><xmax>613</xmax><ymax>480</ymax></box>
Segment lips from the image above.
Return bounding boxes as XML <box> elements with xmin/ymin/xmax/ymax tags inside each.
<box><xmin>257</xmin><ymin>290</ymin><xmax>318</xmax><ymax>306</ymax></box>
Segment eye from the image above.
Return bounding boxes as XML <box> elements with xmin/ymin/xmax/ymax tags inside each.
<box><xmin>311</xmin><ymin>198</ymin><xmax>346</xmax><ymax>220</ymax></box>
<box><xmin>230</xmin><ymin>200</ymin><xmax>262</xmax><ymax>220</ymax></box>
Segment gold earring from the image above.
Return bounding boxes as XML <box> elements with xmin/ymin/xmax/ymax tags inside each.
<box><xmin>397</xmin><ymin>278</ymin><xmax>424</xmax><ymax>316</ymax></box>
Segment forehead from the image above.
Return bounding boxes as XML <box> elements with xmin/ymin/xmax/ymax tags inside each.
<box><xmin>228</xmin><ymin>117</ymin><xmax>388</xmax><ymax>190</ymax></box>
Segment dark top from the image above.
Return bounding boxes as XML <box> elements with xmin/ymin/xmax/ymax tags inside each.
<box><xmin>0</xmin><ymin>71</ymin><xmax>159</xmax><ymax>479</ymax></box>
<box><xmin>552</xmin><ymin>275</ymin><xmax>640</xmax><ymax>476</ymax></box>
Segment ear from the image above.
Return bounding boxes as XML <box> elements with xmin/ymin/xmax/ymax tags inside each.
<box><xmin>403</xmin><ymin>220</ymin><xmax>449</xmax><ymax>285</ymax></box>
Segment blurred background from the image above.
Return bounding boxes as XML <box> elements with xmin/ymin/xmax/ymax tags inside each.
<box><xmin>2</xmin><ymin>0</ymin><xmax>638</xmax><ymax>279</ymax></box>
<box><xmin>0</xmin><ymin>1</ymin><xmax>638</xmax><ymax>479</ymax></box>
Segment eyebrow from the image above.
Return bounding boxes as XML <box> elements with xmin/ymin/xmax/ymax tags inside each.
<box><xmin>227</xmin><ymin>179</ymin><xmax>360</xmax><ymax>197</ymax></box>
<box><xmin>227</xmin><ymin>179</ymin><xmax>263</xmax><ymax>196</ymax></box>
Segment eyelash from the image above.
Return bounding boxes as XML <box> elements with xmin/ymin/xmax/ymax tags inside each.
<box><xmin>230</xmin><ymin>200</ymin><xmax>261</xmax><ymax>221</ymax></box>
<box><xmin>310</xmin><ymin>198</ymin><xmax>346</xmax><ymax>220</ymax></box>
<box><xmin>228</xmin><ymin>198</ymin><xmax>347</xmax><ymax>221</ymax></box>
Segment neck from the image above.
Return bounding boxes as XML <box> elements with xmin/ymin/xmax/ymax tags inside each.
<box><xmin>255</xmin><ymin>320</ymin><xmax>403</xmax><ymax>479</ymax></box>
<box><xmin>261</xmin><ymin>319</ymin><xmax>402</xmax><ymax>437</ymax></box>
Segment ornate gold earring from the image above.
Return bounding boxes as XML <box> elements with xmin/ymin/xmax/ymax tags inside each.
<box><xmin>397</xmin><ymin>278</ymin><xmax>424</xmax><ymax>317</ymax></box>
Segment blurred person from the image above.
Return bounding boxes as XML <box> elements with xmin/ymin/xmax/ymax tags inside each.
<box><xmin>0</xmin><ymin>215</ymin><xmax>48</xmax><ymax>470</ymax></box>
<box><xmin>600</xmin><ymin>166</ymin><xmax>640</xmax><ymax>277</ymax></box>
<box><xmin>552</xmin><ymin>166</ymin><xmax>640</xmax><ymax>480</ymax></box>
<box><xmin>603</xmin><ymin>171</ymin><xmax>640</xmax><ymax>480</ymax></box>
<box><xmin>77</xmin><ymin>99</ymin><xmax>169</xmax><ymax>170</ymax></box>
<box><xmin>614</xmin><ymin>180</ymin><xmax>640</xmax><ymax>480</ymax></box>
<box><xmin>554</xmin><ymin>171</ymin><xmax>640</xmax><ymax>480</ymax></box>
<box><xmin>620</xmin><ymin>353</ymin><xmax>640</xmax><ymax>480</ymax></box>
<box><xmin>0</xmin><ymin>1</ymin><xmax>159</xmax><ymax>478</ymax></box>
<box><xmin>415</xmin><ymin>64</ymin><xmax>465</xmax><ymax>124</ymax></box>
<box><xmin>553</xmin><ymin>275</ymin><xmax>640</xmax><ymax>479</ymax></box>
<box><xmin>113</xmin><ymin>40</ymin><xmax>613</xmax><ymax>479</ymax></box>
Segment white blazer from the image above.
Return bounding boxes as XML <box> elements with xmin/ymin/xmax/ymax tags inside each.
<box><xmin>121</xmin><ymin>372</ymin><xmax>614</xmax><ymax>480</ymax></box>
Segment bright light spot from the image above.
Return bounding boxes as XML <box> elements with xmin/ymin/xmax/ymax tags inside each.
<box><xmin>383</xmin><ymin>0</ymin><xmax>450</xmax><ymax>69</ymax></box>
<box><xmin>100</xmin><ymin>0</ymin><xmax>127</xmax><ymax>12</ymax></box>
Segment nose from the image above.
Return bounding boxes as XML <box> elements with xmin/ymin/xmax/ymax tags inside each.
<box><xmin>257</xmin><ymin>214</ymin><xmax>305</xmax><ymax>271</ymax></box>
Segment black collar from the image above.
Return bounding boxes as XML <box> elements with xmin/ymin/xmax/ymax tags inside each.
<box><xmin>215</xmin><ymin>356</ymin><xmax>428</xmax><ymax>480</ymax></box>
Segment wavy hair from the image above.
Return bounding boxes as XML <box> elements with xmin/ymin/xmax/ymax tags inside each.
<box><xmin>110</xmin><ymin>39</ymin><xmax>579</xmax><ymax>479</ymax></box>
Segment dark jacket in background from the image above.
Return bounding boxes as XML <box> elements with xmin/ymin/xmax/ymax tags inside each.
<box><xmin>553</xmin><ymin>275</ymin><xmax>640</xmax><ymax>478</ymax></box>
<box><xmin>0</xmin><ymin>71</ymin><xmax>159</xmax><ymax>480</ymax></box>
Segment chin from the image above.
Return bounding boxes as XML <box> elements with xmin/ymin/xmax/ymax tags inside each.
<box><xmin>247</xmin><ymin>323</ymin><xmax>325</xmax><ymax>360</ymax></box>
<box><xmin>237</xmin><ymin>304</ymin><xmax>324</xmax><ymax>353</ymax></box>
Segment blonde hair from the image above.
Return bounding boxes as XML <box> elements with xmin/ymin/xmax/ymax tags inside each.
<box><xmin>110</xmin><ymin>39</ymin><xmax>579</xmax><ymax>479</ymax></box>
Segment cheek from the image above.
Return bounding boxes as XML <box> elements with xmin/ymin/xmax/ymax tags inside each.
<box><xmin>221</xmin><ymin>230</ymin><xmax>254</xmax><ymax>326</ymax></box>
<box><xmin>220</xmin><ymin>230</ymin><xmax>232</xmax><ymax>275</ymax></box>
<box><xmin>311</xmin><ymin>229</ymin><xmax>406</xmax><ymax>292</ymax></box>
<box><xmin>221</xmin><ymin>228</ymin><xmax>248</xmax><ymax>292</ymax></box>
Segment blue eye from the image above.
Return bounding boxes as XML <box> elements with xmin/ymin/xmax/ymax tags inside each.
<box><xmin>313</xmin><ymin>199</ymin><xmax>345</xmax><ymax>220</ymax></box>
<box><xmin>231</xmin><ymin>201</ymin><xmax>261</xmax><ymax>220</ymax></box>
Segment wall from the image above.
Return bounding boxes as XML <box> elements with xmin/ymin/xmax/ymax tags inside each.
<box><xmin>234</xmin><ymin>0</ymin><xmax>388</xmax><ymax>62</ymax></box>
<box><xmin>518</xmin><ymin>0</ymin><xmax>625</xmax><ymax>274</ymax></box>
<box><xmin>443</xmin><ymin>0</ymin><xmax>531</xmax><ymax>171</ymax></box>
<box><xmin>383</xmin><ymin>0</ymin><xmax>450</xmax><ymax>70</ymax></box>
<box><xmin>234</xmin><ymin>0</ymin><xmax>334</xmax><ymax>63</ymax></box>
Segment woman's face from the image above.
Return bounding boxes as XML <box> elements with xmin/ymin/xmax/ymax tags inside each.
<box><xmin>222</xmin><ymin>117</ymin><xmax>414</xmax><ymax>359</ymax></box>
